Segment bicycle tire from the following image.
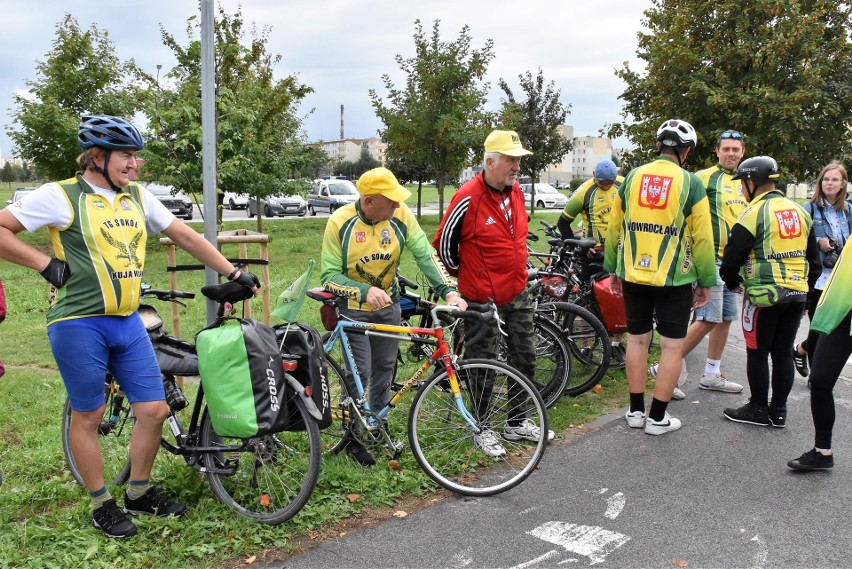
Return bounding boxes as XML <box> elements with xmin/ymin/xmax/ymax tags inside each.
<box><xmin>407</xmin><ymin>359</ymin><xmax>548</xmax><ymax>497</ymax></box>
<box><xmin>322</xmin><ymin>353</ymin><xmax>355</xmax><ymax>455</ymax></box>
<box><xmin>529</xmin><ymin>314</ymin><xmax>572</xmax><ymax>408</ymax></box>
<box><xmin>200</xmin><ymin>385</ymin><xmax>322</xmax><ymax>525</ymax></box>
<box><xmin>62</xmin><ymin>378</ymin><xmax>132</xmax><ymax>487</ymax></box>
<box><xmin>540</xmin><ymin>302</ymin><xmax>611</xmax><ymax>396</ymax></box>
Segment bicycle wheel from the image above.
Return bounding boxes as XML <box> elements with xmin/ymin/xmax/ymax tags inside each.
<box><xmin>200</xmin><ymin>387</ymin><xmax>322</xmax><ymax>525</ymax></box>
<box><xmin>322</xmin><ymin>353</ymin><xmax>355</xmax><ymax>454</ymax></box>
<box><xmin>542</xmin><ymin>302</ymin><xmax>611</xmax><ymax>396</ymax></box>
<box><xmin>408</xmin><ymin>359</ymin><xmax>548</xmax><ymax>497</ymax></box>
<box><xmin>528</xmin><ymin>314</ymin><xmax>572</xmax><ymax>408</ymax></box>
<box><xmin>62</xmin><ymin>377</ymin><xmax>132</xmax><ymax>487</ymax></box>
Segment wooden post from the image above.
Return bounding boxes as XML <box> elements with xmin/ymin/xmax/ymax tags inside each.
<box><xmin>159</xmin><ymin>229</ymin><xmax>271</xmax><ymax>334</ymax></box>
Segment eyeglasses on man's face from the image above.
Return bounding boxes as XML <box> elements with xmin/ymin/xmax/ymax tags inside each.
<box><xmin>719</xmin><ymin>131</ymin><xmax>744</xmax><ymax>140</ymax></box>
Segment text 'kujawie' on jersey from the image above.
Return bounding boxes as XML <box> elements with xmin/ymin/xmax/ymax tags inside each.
<box><xmin>558</xmin><ymin>175</ymin><xmax>624</xmax><ymax>245</ymax></box>
<box><xmin>320</xmin><ymin>200</ymin><xmax>456</xmax><ymax>311</ymax></box>
<box><xmin>603</xmin><ymin>156</ymin><xmax>716</xmax><ymax>288</ymax></box>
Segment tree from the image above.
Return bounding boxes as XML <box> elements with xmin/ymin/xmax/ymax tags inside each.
<box><xmin>1</xmin><ymin>163</ymin><xmax>14</xmax><ymax>188</ymax></box>
<box><xmin>7</xmin><ymin>14</ymin><xmax>144</xmax><ymax>180</ymax></box>
<box><xmin>610</xmin><ymin>0</ymin><xmax>852</xmax><ymax>180</ymax></box>
<box><xmin>371</xmin><ymin>20</ymin><xmax>495</xmax><ymax>214</ymax></box>
<box><xmin>141</xmin><ymin>6</ymin><xmax>312</xmax><ymax>231</ymax></box>
<box><xmin>499</xmin><ymin>68</ymin><xmax>573</xmax><ymax>214</ymax></box>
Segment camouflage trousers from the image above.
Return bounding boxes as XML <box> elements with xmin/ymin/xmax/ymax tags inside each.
<box><xmin>463</xmin><ymin>291</ymin><xmax>535</xmax><ymax>421</ymax></box>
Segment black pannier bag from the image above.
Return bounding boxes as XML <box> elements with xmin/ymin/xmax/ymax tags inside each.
<box><xmin>275</xmin><ymin>323</ymin><xmax>332</xmax><ymax>430</ymax></box>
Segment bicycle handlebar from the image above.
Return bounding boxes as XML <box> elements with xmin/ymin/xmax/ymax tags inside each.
<box><xmin>140</xmin><ymin>287</ymin><xmax>196</xmax><ymax>301</ymax></box>
<box><xmin>430</xmin><ymin>299</ymin><xmax>504</xmax><ymax>346</ymax></box>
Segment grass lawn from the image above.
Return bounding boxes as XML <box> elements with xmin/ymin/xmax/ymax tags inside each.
<box><xmin>0</xmin><ymin>209</ymin><xmax>633</xmax><ymax>568</ymax></box>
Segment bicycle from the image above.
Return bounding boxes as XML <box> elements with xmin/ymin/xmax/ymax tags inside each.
<box><xmin>61</xmin><ymin>281</ymin><xmax>322</xmax><ymax>525</ymax></box>
<box><xmin>397</xmin><ymin>273</ymin><xmax>571</xmax><ymax>408</ymax></box>
<box><xmin>307</xmin><ymin>288</ymin><xmax>549</xmax><ymax>496</ymax></box>
<box><xmin>526</xmin><ymin>221</ymin><xmax>614</xmax><ymax>394</ymax></box>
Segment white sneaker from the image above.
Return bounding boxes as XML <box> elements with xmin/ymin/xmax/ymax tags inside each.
<box><xmin>503</xmin><ymin>419</ymin><xmax>555</xmax><ymax>442</ymax></box>
<box><xmin>625</xmin><ymin>410</ymin><xmax>647</xmax><ymax>428</ymax></box>
<box><xmin>699</xmin><ymin>372</ymin><xmax>743</xmax><ymax>393</ymax></box>
<box><xmin>474</xmin><ymin>429</ymin><xmax>506</xmax><ymax>457</ymax></box>
<box><xmin>650</xmin><ymin>364</ymin><xmax>686</xmax><ymax>400</ymax></box>
<box><xmin>644</xmin><ymin>412</ymin><xmax>682</xmax><ymax>435</ymax></box>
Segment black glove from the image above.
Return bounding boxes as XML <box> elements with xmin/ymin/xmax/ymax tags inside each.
<box><xmin>40</xmin><ymin>258</ymin><xmax>71</xmax><ymax>288</ymax></box>
<box><xmin>232</xmin><ymin>269</ymin><xmax>260</xmax><ymax>290</ymax></box>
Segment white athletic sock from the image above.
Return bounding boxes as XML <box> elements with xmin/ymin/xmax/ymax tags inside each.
<box><xmin>705</xmin><ymin>359</ymin><xmax>721</xmax><ymax>377</ymax></box>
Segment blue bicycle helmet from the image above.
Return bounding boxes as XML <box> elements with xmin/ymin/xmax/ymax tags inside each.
<box><xmin>594</xmin><ymin>159</ymin><xmax>618</xmax><ymax>183</ymax></box>
<box><xmin>78</xmin><ymin>115</ymin><xmax>145</xmax><ymax>150</ymax></box>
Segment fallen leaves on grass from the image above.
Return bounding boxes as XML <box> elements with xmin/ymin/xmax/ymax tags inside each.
<box><xmin>347</xmin><ymin>494</ymin><xmax>361</xmax><ymax>503</ymax></box>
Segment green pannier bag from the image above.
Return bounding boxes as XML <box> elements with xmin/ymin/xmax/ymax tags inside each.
<box><xmin>196</xmin><ymin>317</ymin><xmax>288</xmax><ymax>438</ymax></box>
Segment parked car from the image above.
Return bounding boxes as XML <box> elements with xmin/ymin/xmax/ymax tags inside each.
<box><xmin>247</xmin><ymin>193</ymin><xmax>307</xmax><ymax>218</ymax></box>
<box><xmin>307</xmin><ymin>178</ymin><xmax>359</xmax><ymax>215</ymax></box>
<box><xmin>223</xmin><ymin>191</ymin><xmax>249</xmax><ymax>210</ymax></box>
<box><xmin>520</xmin><ymin>183</ymin><xmax>569</xmax><ymax>209</ymax></box>
<box><xmin>5</xmin><ymin>188</ymin><xmax>35</xmax><ymax>206</ymax></box>
<box><xmin>147</xmin><ymin>184</ymin><xmax>194</xmax><ymax>220</ymax></box>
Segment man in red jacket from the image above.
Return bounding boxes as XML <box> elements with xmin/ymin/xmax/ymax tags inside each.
<box><xmin>434</xmin><ymin>130</ymin><xmax>554</xmax><ymax>458</ymax></box>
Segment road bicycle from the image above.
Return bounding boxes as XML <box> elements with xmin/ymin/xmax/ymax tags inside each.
<box><xmin>307</xmin><ymin>289</ymin><xmax>549</xmax><ymax>496</ymax></box>
<box><xmin>397</xmin><ymin>273</ymin><xmax>571</xmax><ymax>408</ymax></box>
<box><xmin>61</xmin><ymin>281</ymin><xmax>322</xmax><ymax>524</ymax></box>
<box><xmin>526</xmin><ymin>221</ymin><xmax>615</xmax><ymax>394</ymax></box>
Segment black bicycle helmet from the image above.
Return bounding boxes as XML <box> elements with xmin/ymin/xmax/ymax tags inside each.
<box><xmin>656</xmin><ymin>119</ymin><xmax>697</xmax><ymax>148</ymax></box>
<box><xmin>78</xmin><ymin>115</ymin><xmax>144</xmax><ymax>150</ymax></box>
<box><xmin>732</xmin><ymin>156</ymin><xmax>780</xmax><ymax>186</ymax></box>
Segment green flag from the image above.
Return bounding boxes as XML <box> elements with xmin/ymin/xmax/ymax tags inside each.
<box><xmin>271</xmin><ymin>259</ymin><xmax>315</xmax><ymax>323</ymax></box>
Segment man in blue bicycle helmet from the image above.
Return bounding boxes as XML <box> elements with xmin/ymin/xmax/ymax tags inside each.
<box><xmin>0</xmin><ymin>115</ymin><xmax>258</xmax><ymax>538</ymax></box>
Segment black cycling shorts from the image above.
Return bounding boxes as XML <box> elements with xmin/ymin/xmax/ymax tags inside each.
<box><xmin>621</xmin><ymin>281</ymin><xmax>693</xmax><ymax>339</ymax></box>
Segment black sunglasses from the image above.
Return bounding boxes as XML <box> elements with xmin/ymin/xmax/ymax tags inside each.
<box><xmin>719</xmin><ymin>131</ymin><xmax>744</xmax><ymax>140</ymax></box>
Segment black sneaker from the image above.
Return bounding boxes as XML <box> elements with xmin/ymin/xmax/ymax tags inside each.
<box><xmin>610</xmin><ymin>344</ymin><xmax>626</xmax><ymax>369</ymax></box>
<box><xmin>723</xmin><ymin>402</ymin><xmax>770</xmax><ymax>426</ymax></box>
<box><xmin>344</xmin><ymin>439</ymin><xmax>376</xmax><ymax>467</ymax></box>
<box><xmin>793</xmin><ymin>346</ymin><xmax>809</xmax><ymax>377</ymax></box>
<box><xmin>768</xmin><ymin>405</ymin><xmax>787</xmax><ymax>428</ymax></box>
<box><xmin>92</xmin><ymin>498</ymin><xmax>138</xmax><ymax>538</ymax></box>
<box><xmin>788</xmin><ymin>448</ymin><xmax>834</xmax><ymax>471</ymax></box>
<box><xmin>124</xmin><ymin>485</ymin><xmax>186</xmax><ymax>517</ymax></box>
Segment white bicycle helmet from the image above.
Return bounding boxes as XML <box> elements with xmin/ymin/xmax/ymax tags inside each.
<box><xmin>656</xmin><ymin>119</ymin><xmax>697</xmax><ymax>148</ymax></box>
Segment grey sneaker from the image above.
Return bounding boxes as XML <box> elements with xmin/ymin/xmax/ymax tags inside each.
<box><xmin>644</xmin><ymin>412</ymin><xmax>682</xmax><ymax>436</ymax></box>
<box><xmin>699</xmin><ymin>372</ymin><xmax>743</xmax><ymax>393</ymax></box>
<box><xmin>474</xmin><ymin>429</ymin><xmax>506</xmax><ymax>457</ymax></box>
<box><xmin>503</xmin><ymin>419</ymin><xmax>555</xmax><ymax>442</ymax></box>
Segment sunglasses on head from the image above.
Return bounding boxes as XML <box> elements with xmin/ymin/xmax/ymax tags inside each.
<box><xmin>719</xmin><ymin>131</ymin><xmax>744</xmax><ymax>140</ymax></box>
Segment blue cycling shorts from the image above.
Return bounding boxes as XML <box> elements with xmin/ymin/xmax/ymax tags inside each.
<box><xmin>47</xmin><ymin>314</ymin><xmax>164</xmax><ymax>412</ymax></box>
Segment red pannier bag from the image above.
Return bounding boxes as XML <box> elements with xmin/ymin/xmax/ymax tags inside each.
<box><xmin>592</xmin><ymin>273</ymin><xmax>627</xmax><ymax>334</ymax></box>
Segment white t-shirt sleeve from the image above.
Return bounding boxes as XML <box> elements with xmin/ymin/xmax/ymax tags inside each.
<box><xmin>5</xmin><ymin>182</ymin><xmax>71</xmax><ymax>232</ymax></box>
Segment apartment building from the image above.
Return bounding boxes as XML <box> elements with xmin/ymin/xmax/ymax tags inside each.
<box><xmin>314</xmin><ymin>137</ymin><xmax>387</xmax><ymax>166</ymax></box>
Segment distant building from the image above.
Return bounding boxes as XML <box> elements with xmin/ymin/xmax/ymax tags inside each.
<box><xmin>313</xmin><ymin>137</ymin><xmax>387</xmax><ymax>167</ymax></box>
<box><xmin>539</xmin><ymin>125</ymin><xmax>614</xmax><ymax>186</ymax></box>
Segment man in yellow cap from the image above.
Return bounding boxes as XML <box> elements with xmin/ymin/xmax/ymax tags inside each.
<box><xmin>321</xmin><ymin>166</ymin><xmax>465</xmax><ymax>465</ymax></box>
<box><xmin>434</xmin><ymin>130</ymin><xmax>554</xmax><ymax>458</ymax></box>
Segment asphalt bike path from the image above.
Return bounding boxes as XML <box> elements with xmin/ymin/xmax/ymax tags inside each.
<box><xmin>267</xmin><ymin>317</ymin><xmax>852</xmax><ymax>569</ymax></box>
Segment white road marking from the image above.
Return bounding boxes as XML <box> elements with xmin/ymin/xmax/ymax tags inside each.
<box><xmin>505</xmin><ymin>550</ymin><xmax>561</xmax><ymax>569</ymax></box>
<box><xmin>449</xmin><ymin>550</ymin><xmax>473</xmax><ymax>567</ymax></box>
<box><xmin>604</xmin><ymin>492</ymin><xmax>626</xmax><ymax>519</ymax></box>
<box><xmin>528</xmin><ymin>521</ymin><xmax>631</xmax><ymax>564</ymax></box>
<box><xmin>751</xmin><ymin>534</ymin><xmax>768</xmax><ymax>568</ymax></box>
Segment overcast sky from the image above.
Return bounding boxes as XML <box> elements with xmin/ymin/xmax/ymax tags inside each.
<box><xmin>0</xmin><ymin>0</ymin><xmax>652</xmax><ymax>161</ymax></box>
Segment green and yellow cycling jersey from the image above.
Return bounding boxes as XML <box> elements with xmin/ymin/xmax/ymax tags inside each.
<box><xmin>47</xmin><ymin>176</ymin><xmax>148</xmax><ymax>324</ymax></box>
<box><xmin>558</xmin><ymin>175</ymin><xmax>624</xmax><ymax>245</ymax></box>
<box><xmin>695</xmin><ymin>164</ymin><xmax>748</xmax><ymax>258</ymax></box>
<box><xmin>812</xmin><ymin>248</ymin><xmax>852</xmax><ymax>334</ymax></box>
<box><xmin>604</xmin><ymin>156</ymin><xmax>716</xmax><ymax>288</ymax></box>
<box><xmin>734</xmin><ymin>190</ymin><xmax>812</xmax><ymax>295</ymax></box>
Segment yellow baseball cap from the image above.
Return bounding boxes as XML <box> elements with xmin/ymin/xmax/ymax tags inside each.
<box><xmin>356</xmin><ymin>167</ymin><xmax>412</xmax><ymax>203</ymax></box>
<box><xmin>484</xmin><ymin>130</ymin><xmax>532</xmax><ymax>156</ymax></box>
